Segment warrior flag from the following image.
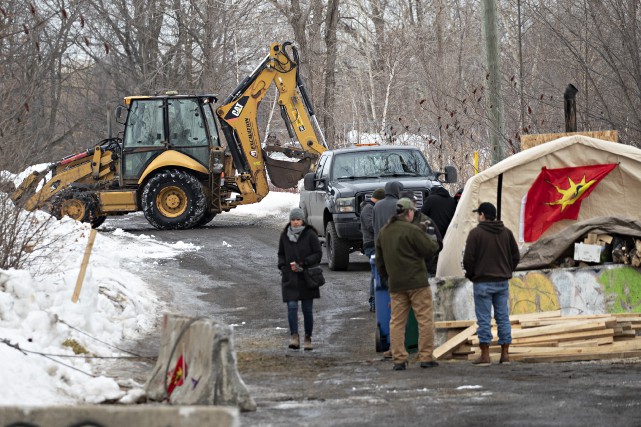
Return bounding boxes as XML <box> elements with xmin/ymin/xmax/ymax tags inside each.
<box><xmin>166</xmin><ymin>354</ymin><xmax>188</xmax><ymax>398</ymax></box>
<box><xmin>523</xmin><ymin>164</ymin><xmax>617</xmax><ymax>242</ymax></box>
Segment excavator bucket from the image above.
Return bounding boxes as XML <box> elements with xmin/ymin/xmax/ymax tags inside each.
<box><xmin>264</xmin><ymin>155</ymin><xmax>312</xmax><ymax>189</ymax></box>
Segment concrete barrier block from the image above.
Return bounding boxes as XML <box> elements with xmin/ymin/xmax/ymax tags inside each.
<box><xmin>0</xmin><ymin>405</ymin><xmax>239</xmax><ymax>427</ymax></box>
<box><xmin>145</xmin><ymin>314</ymin><xmax>256</xmax><ymax>412</ymax></box>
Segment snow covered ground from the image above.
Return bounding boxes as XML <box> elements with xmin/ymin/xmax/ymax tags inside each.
<box><xmin>0</xmin><ymin>183</ymin><xmax>299</xmax><ymax>406</ymax></box>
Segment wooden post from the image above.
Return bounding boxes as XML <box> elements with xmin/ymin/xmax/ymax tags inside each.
<box><xmin>72</xmin><ymin>229</ymin><xmax>97</xmax><ymax>303</ymax></box>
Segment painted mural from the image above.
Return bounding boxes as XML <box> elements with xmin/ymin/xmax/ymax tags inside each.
<box><xmin>433</xmin><ymin>265</ymin><xmax>641</xmax><ymax>320</ymax></box>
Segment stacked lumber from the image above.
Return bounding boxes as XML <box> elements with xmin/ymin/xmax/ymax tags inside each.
<box><xmin>434</xmin><ymin>311</ymin><xmax>641</xmax><ymax>363</ymax></box>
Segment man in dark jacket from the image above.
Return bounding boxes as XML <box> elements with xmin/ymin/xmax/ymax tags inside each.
<box><xmin>420</xmin><ymin>186</ymin><xmax>457</xmax><ymax>237</ymax></box>
<box><xmin>372</xmin><ymin>181</ymin><xmax>404</xmax><ymax>242</ymax></box>
<box><xmin>376</xmin><ymin>198</ymin><xmax>440</xmax><ymax>370</ymax></box>
<box><xmin>463</xmin><ymin>202</ymin><xmax>520</xmax><ymax>367</ymax></box>
<box><xmin>361</xmin><ymin>188</ymin><xmax>385</xmax><ymax>312</ymax></box>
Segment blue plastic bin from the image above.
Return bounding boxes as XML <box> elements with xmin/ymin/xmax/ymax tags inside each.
<box><xmin>370</xmin><ymin>256</ymin><xmax>418</xmax><ymax>353</ymax></box>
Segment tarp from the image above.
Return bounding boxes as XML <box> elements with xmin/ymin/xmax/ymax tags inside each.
<box><xmin>437</xmin><ymin>135</ymin><xmax>641</xmax><ymax>277</ymax></box>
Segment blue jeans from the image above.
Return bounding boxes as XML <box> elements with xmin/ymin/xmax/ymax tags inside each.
<box><xmin>473</xmin><ymin>281</ymin><xmax>511</xmax><ymax>345</ymax></box>
<box><xmin>364</xmin><ymin>246</ymin><xmax>376</xmax><ymax>302</ymax></box>
<box><xmin>287</xmin><ymin>299</ymin><xmax>314</xmax><ymax>336</ymax></box>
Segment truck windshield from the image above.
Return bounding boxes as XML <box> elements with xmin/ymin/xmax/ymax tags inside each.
<box><xmin>332</xmin><ymin>150</ymin><xmax>432</xmax><ymax>180</ymax></box>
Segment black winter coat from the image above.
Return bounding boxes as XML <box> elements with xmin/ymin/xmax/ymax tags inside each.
<box><xmin>277</xmin><ymin>224</ymin><xmax>323</xmax><ymax>302</ymax></box>
<box><xmin>420</xmin><ymin>186</ymin><xmax>457</xmax><ymax>237</ymax></box>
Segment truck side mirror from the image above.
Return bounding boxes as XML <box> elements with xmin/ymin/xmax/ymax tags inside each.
<box><xmin>303</xmin><ymin>172</ymin><xmax>316</xmax><ymax>191</ymax></box>
<box><xmin>442</xmin><ymin>166</ymin><xmax>457</xmax><ymax>183</ymax></box>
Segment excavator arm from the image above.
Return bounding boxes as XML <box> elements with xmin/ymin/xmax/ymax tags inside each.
<box><xmin>216</xmin><ymin>42</ymin><xmax>327</xmax><ymax>204</ymax></box>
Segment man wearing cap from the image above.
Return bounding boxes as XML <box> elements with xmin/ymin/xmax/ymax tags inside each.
<box><xmin>375</xmin><ymin>198</ymin><xmax>440</xmax><ymax>370</ymax></box>
<box><xmin>361</xmin><ymin>188</ymin><xmax>385</xmax><ymax>312</ymax></box>
<box><xmin>464</xmin><ymin>202</ymin><xmax>520</xmax><ymax>366</ymax></box>
<box><xmin>401</xmin><ymin>190</ymin><xmax>443</xmax><ymax>276</ymax></box>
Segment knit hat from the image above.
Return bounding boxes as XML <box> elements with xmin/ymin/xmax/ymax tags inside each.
<box><xmin>396</xmin><ymin>197</ymin><xmax>415</xmax><ymax>214</ymax></box>
<box><xmin>473</xmin><ymin>202</ymin><xmax>496</xmax><ymax>220</ymax></box>
<box><xmin>289</xmin><ymin>207</ymin><xmax>305</xmax><ymax>221</ymax></box>
<box><xmin>371</xmin><ymin>188</ymin><xmax>385</xmax><ymax>200</ymax></box>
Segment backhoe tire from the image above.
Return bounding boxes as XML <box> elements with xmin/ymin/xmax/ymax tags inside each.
<box><xmin>51</xmin><ymin>190</ymin><xmax>100</xmax><ymax>225</ymax></box>
<box><xmin>326</xmin><ymin>221</ymin><xmax>350</xmax><ymax>271</ymax></box>
<box><xmin>197</xmin><ymin>210</ymin><xmax>217</xmax><ymax>227</ymax></box>
<box><xmin>141</xmin><ymin>169</ymin><xmax>206</xmax><ymax>230</ymax></box>
<box><xmin>91</xmin><ymin>216</ymin><xmax>107</xmax><ymax>229</ymax></box>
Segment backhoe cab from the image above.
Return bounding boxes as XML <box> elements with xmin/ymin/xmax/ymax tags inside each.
<box><xmin>10</xmin><ymin>42</ymin><xmax>327</xmax><ymax>230</ymax></box>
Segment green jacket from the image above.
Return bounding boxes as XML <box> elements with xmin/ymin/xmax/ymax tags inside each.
<box><xmin>375</xmin><ymin>217</ymin><xmax>439</xmax><ymax>292</ymax></box>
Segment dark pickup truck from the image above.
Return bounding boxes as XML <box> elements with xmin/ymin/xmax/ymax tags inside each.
<box><xmin>300</xmin><ymin>145</ymin><xmax>457</xmax><ymax>270</ymax></box>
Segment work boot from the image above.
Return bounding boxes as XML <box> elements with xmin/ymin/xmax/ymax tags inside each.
<box><xmin>500</xmin><ymin>344</ymin><xmax>511</xmax><ymax>365</ymax></box>
<box><xmin>472</xmin><ymin>343</ymin><xmax>491</xmax><ymax>366</ymax></box>
<box><xmin>304</xmin><ymin>335</ymin><xmax>313</xmax><ymax>351</ymax></box>
<box><xmin>289</xmin><ymin>333</ymin><xmax>300</xmax><ymax>350</ymax></box>
<box><xmin>392</xmin><ymin>361</ymin><xmax>407</xmax><ymax>371</ymax></box>
<box><xmin>420</xmin><ymin>361</ymin><xmax>439</xmax><ymax>368</ymax></box>
<box><xmin>382</xmin><ymin>350</ymin><xmax>392</xmax><ymax>360</ymax></box>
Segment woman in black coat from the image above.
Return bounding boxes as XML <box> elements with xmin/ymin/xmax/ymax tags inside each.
<box><xmin>277</xmin><ymin>207</ymin><xmax>323</xmax><ymax>350</ymax></box>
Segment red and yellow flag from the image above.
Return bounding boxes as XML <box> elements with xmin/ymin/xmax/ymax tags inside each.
<box><xmin>523</xmin><ymin>164</ymin><xmax>617</xmax><ymax>242</ymax></box>
<box><xmin>167</xmin><ymin>354</ymin><xmax>188</xmax><ymax>398</ymax></box>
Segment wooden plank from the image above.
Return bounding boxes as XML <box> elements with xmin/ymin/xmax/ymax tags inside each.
<box><xmin>611</xmin><ymin>313</ymin><xmax>641</xmax><ymax>319</ymax></box>
<box><xmin>508</xmin><ymin>310</ymin><xmax>562</xmax><ymax>322</ymax></box>
<box><xmin>471</xmin><ymin>322</ymin><xmax>611</xmax><ymax>344</ymax></box>
<box><xmin>519</xmin><ymin>316</ymin><xmax>613</xmax><ymax>328</ymax></box>
<box><xmin>520</xmin><ymin>130</ymin><xmax>618</xmax><ymax>150</ymax></box>
<box><xmin>518</xmin><ymin>350</ymin><xmax>641</xmax><ymax>363</ymax></box>
<box><xmin>558</xmin><ymin>337</ymin><xmax>614</xmax><ymax>347</ymax></box>
<box><xmin>509</xmin><ymin>329</ymin><xmax>614</xmax><ymax>345</ymax></box>
<box><xmin>614</xmin><ymin>329</ymin><xmax>637</xmax><ymax>337</ymax></box>
<box><xmin>511</xmin><ymin>320</ymin><xmax>609</xmax><ymax>339</ymax></box>
<box><xmin>447</xmin><ymin>328</ymin><xmax>466</xmax><ymax>340</ymax></box>
<box><xmin>435</xmin><ymin>320</ymin><xmax>475</xmax><ymax>329</ymax></box>
<box><xmin>433</xmin><ymin>325</ymin><xmax>477</xmax><ymax>360</ymax></box>
<box><xmin>72</xmin><ymin>229</ymin><xmax>97</xmax><ymax>303</ymax></box>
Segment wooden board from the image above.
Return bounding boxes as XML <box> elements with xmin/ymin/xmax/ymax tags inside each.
<box><xmin>511</xmin><ymin>320</ymin><xmax>611</xmax><ymax>339</ymax></box>
<box><xmin>509</xmin><ymin>329</ymin><xmax>615</xmax><ymax>345</ymax></box>
<box><xmin>518</xmin><ymin>350</ymin><xmax>641</xmax><ymax>363</ymax></box>
<box><xmin>435</xmin><ymin>320</ymin><xmax>475</xmax><ymax>329</ymax></box>
<box><xmin>433</xmin><ymin>325</ymin><xmax>477</xmax><ymax>360</ymax></box>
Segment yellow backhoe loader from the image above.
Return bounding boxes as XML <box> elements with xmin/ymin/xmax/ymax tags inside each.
<box><xmin>11</xmin><ymin>42</ymin><xmax>327</xmax><ymax>229</ymax></box>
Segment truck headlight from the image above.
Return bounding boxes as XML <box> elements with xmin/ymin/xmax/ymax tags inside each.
<box><xmin>336</xmin><ymin>197</ymin><xmax>355</xmax><ymax>213</ymax></box>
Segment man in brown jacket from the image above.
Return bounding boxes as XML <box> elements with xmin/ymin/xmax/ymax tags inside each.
<box><xmin>463</xmin><ymin>202</ymin><xmax>520</xmax><ymax>366</ymax></box>
<box><xmin>376</xmin><ymin>198</ymin><xmax>440</xmax><ymax>370</ymax></box>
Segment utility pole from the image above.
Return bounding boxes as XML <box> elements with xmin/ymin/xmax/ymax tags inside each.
<box><xmin>481</xmin><ymin>0</ymin><xmax>506</xmax><ymax>164</ymax></box>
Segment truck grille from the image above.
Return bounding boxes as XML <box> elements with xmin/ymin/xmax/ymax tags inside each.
<box><xmin>357</xmin><ymin>190</ymin><xmax>425</xmax><ymax>214</ymax></box>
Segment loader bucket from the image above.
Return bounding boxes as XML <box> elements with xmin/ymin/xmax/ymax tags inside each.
<box><xmin>264</xmin><ymin>156</ymin><xmax>312</xmax><ymax>189</ymax></box>
<box><xmin>9</xmin><ymin>170</ymin><xmax>45</xmax><ymax>208</ymax></box>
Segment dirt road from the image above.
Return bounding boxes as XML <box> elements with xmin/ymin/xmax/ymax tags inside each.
<box><xmin>103</xmin><ymin>212</ymin><xmax>641</xmax><ymax>427</ymax></box>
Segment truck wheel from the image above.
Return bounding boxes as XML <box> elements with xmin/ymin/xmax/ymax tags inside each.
<box><xmin>326</xmin><ymin>221</ymin><xmax>350</xmax><ymax>271</ymax></box>
<box><xmin>142</xmin><ymin>169</ymin><xmax>206</xmax><ymax>230</ymax></box>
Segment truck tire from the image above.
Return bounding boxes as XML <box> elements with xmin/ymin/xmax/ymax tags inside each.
<box><xmin>142</xmin><ymin>169</ymin><xmax>206</xmax><ymax>230</ymax></box>
<box><xmin>326</xmin><ymin>221</ymin><xmax>350</xmax><ymax>271</ymax></box>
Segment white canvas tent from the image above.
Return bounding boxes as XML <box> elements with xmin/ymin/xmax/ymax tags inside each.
<box><xmin>437</xmin><ymin>135</ymin><xmax>641</xmax><ymax>277</ymax></box>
